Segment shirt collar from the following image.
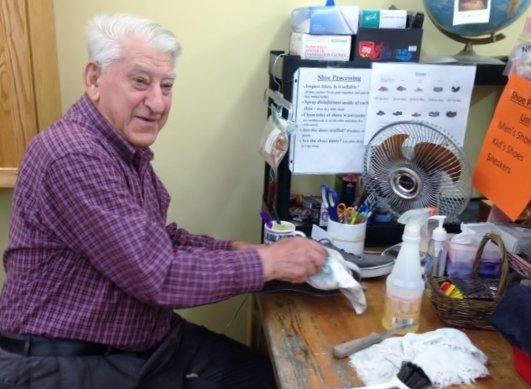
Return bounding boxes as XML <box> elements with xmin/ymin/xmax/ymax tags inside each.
<box><xmin>71</xmin><ymin>94</ymin><xmax>154</xmax><ymax>164</ymax></box>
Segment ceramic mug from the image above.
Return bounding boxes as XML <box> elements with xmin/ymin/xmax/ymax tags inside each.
<box><xmin>263</xmin><ymin>221</ymin><xmax>306</xmax><ymax>245</ymax></box>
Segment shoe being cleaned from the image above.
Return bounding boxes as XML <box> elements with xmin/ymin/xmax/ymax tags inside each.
<box><xmin>318</xmin><ymin>239</ymin><xmax>394</xmax><ymax>279</ymax></box>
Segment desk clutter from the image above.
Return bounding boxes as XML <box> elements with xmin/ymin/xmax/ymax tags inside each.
<box><xmin>263</xmin><ymin>199</ymin><xmax>531</xmax><ymax>384</ymax></box>
<box><xmin>289</xmin><ymin>1</ymin><xmax>423</xmax><ymax>62</ymax></box>
<box><xmin>349</xmin><ymin>328</ymin><xmax>489</xmax><ymax>387</ymax></box>
<box><xmin>426</xmin><ymin>233</ymin><xmax>510</xmax><ymax>331</ymax></box>
<box><xmin>259</xmin><ymin>3</ymin><xmax>530</xmax><ymax>384</ymax></box>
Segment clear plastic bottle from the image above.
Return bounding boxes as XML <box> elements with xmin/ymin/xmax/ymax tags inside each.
<box><xmin>427</xmin><ymin>215</ymin><xmax>448</xmax><ymax>277</ymax></box>
<box><xmin>382</xmin><ymin>212</ymin><xmax>426</xmax><ymax>333</ymax></box>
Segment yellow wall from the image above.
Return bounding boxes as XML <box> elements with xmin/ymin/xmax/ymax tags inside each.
<box><xmin>0</xmin><ymin>0</ymin><xmax>528</xmax><ymax>342</ymax></box>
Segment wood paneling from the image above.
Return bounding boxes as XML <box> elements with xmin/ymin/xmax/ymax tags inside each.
<box><xmin>0</xmin><ymin>168</ymin><xmax>17</xmax><ymax>187</ymax></box>
<box><xmin>26</xmin><ymin>0</ymin><xmax>61</xmax><ymax>131</ymax></box>
<box><xmin>0</xmin><ymin>0</ymin><xmax>60</xmax><ymax>188</ymax></box>
<box><xmin>0</xmin><ymin>0</ymin><xmax>37</xmax><ymax>167</ymax></box>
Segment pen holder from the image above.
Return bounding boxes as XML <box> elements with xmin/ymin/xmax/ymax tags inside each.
<box><xmin>327</xmin><ymin>219</ymin><xmax>367</xmax><ymax>255</ymax></box>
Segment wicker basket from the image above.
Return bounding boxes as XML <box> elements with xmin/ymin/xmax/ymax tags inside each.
<box><xmin>507</xmin><ymin>252</ymin><xmax>531</xmax><ymax>279</ymax></box>
<box><xmin>427</xmin><ymin>233</ymin><xmax>510</xmax><ymax>330</ymax></box>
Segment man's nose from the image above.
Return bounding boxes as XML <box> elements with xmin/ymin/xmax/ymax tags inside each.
<box><xmin>145</xmin><ymin>86</ymin><xmax>165</xmax><ymax>114</ymax></box>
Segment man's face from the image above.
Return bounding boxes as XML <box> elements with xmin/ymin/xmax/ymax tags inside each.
<box><xmin>86</xmin><ymin>35</ymin><xmax>175</xmax><ymax>148</ymax></box>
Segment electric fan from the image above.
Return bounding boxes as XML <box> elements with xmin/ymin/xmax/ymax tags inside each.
<box><xmin>363</xmin><ymin>121</ymin><xmax>472</xmax><ymax>221</ymax></box>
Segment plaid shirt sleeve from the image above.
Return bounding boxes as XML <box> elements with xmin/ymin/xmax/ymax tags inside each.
<box><xmin>165</xmin><ymin>223</ymin><xmax>233</xmax><ymax>250</ymax></box>
<box><xmin>39</xmin><ymin>152</ymin><xmax>264</xmax><ymax>309</ymax></box>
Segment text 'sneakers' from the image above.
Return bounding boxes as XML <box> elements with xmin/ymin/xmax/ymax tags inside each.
<box><xmin>318</xmin><ymin>239</ymin><xmax>394</xmax><ymax>278</ymax></box>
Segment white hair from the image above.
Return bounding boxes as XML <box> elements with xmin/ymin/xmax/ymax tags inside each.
<box><xmin>85</xmin><ymin>13</ymin><xmax>181</xmax><ymax>69</ymax></box>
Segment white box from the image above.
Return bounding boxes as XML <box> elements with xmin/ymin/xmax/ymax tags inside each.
<box><xmin>289</xmin><ymin>33</ymin><xmax>351</xmax><ymax>61</ymax></box>
<box><xmin>291</xmin><ymin>5</ymin><xmax>360</xmax><ymax>35</ymax></box>
<box><xmin>360</xmin><ymin>10</ymin><xmax>407</xmax><ymax>29</ymax></box>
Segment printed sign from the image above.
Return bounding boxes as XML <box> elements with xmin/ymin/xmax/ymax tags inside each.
<box><xmin>289</xmin><ymin>67</ymin><xmax>372</xmax><ymax>174</ymax></box>
<box><xmin>473</xmin><ymin>74</ymin><xmax>531</xmax><ymax>220</ymax></box>
<box><xmin>364</xmin><ymin>63</ymin><xmax>476</xmax><ymax>145</ymax></box>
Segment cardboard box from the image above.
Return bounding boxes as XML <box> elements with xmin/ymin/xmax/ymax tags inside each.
<box><xmin>290</xmin><ymin>32</ymin><xmax>351</xmax><ymax>61</ymax></box>
<box><xmin>360</xmin><ymin>10</ymin><xmax>407</xmax><ymax>29</ymax></box>
<box><xmin>352</xmin><ymin>28</ymin><xmax>423</xmax><ymax>63</ymax></box>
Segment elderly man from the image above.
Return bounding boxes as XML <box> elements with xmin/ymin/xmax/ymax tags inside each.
<box><xmin>0</xmin><ymin>14</ymin><xmax>326</xmax><ymax>388</ymax></box>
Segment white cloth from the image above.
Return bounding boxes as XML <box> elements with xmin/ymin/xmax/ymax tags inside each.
<box><xmin>307</xmin><ymin>248</ymin><xmax>367</xmax><ymax>314</ymax></box>
<box><xmin>349</xmin><ymin>328</ymin><xmax>489</xmax><ymax>387</ymax></box>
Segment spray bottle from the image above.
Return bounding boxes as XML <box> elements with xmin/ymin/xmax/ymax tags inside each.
<box><xmin>382</xmin><ymin>208</ymin><xmax>435</xmax><ymax>333</ymax></box>
<box><xmin>396</xmin><ymin>208</ymin><xmax>435</xmax><ymax>254</ymax></box>
<box><xmin>427</xmin><ymin>215</ymin><xmax>448</xmax><ymax>277</ymax></box>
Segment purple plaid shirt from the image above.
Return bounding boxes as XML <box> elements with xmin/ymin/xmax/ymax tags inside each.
<box><xmin>0</xmin><ymin>94</ymin><xmax>264</xmax><ymax>351</ymax></box>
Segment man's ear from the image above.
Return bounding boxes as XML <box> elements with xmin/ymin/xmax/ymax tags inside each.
<box><xmin>84</xmin><ymin>62</ymin><xmax>102</xmax><ymax>102</ymax></box>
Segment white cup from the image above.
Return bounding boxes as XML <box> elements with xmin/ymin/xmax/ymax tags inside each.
<box><xmin>327</xmin><ymin>219</ymin><xmax>367</xmax><ymax>255</ymax></box>
<box><xmin>263</xmin><ymin>221</ymin><xmax>306</xmax><ymax>245</ymax></box>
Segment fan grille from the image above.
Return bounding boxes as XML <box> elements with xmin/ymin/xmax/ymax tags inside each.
<box><xmin>363</xmin><ymin>121</ymin><xmax>471</xmax><ymax>220</ymax></box>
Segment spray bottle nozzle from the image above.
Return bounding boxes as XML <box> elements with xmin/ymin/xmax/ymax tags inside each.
<box><xmin>398</xmin><ymin>208</ymin><xmax>438</xmax><ymax>241</ymax></box>
<box><xmin>429</xmin><ymin>215</ymin><xmax>446</xmax><ymax>229</ymax></box>
<box><xmin>398</xmin><ymin>208</ymin><xmax>437</xmax><ymax>226</ymax></box>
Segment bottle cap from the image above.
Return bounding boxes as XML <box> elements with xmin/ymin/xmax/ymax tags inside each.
<box><xmin>451</xmin><ymin>224</ymin><xmax>476</xmax><ymax>245</ymax></box>
<box><xmin>429</xmin><ymin>215</ymin><xmax>447</xmax><ymax>241</ymax></box>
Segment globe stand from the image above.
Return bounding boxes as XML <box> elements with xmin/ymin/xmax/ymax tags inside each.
<box><xmin>438</xmin><ymin>28</ymin><xmax>507</xmax><ymax>65</ymax></box>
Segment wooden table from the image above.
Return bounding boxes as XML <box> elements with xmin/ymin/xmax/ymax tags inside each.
<box><xmin>256</xmin><ymin>279</ymin><xmax>527</xmax><ymax>388</ymax></box>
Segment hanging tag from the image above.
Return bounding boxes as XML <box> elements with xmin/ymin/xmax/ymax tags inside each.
<box><xmin>285</xmin><ymin>121</ymin><xmax>298</xmax><ymax>135</ymax></box>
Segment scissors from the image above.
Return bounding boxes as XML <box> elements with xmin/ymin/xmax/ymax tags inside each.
<box><xmin>337</xmin><ymin>203</ymin><xmax>357</xmax><ymax>224</ymax></box>
<box><xmin>321</xmin><ymin>184</ymin><xmax>339</xmax><ymax>222</ymax></box>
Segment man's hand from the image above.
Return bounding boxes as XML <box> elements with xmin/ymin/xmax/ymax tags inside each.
<box><xmin>256</xmin><ymin>237</ymin><xmax>327</xmax><ymax>283</ymax></box>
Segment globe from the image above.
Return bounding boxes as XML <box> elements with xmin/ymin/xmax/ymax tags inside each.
<box><xmin>424</xmin><ymin>0</ymin><xmax>530</xmax><ymax>63</ymax></box>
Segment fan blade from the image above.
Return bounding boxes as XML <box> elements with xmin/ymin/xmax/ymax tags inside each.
<box><xmin>413</xmin><ymin>143</ymin><xmax>462</xmax><ymax>182</ymax></box>
<box><xmin>370</xmin><ymin>134</ymin><xmax>409</xmax><ymax>172</ymax></box>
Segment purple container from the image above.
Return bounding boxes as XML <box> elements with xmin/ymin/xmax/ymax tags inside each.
<box><xmin>447</xmin><ymin>241</ymin><xmax>501</xmax><ymax>278</ymax></box>
<box><xmin>446</xmin><ymin>257</ymin><xmax>501</xmax><ymax>278</ymax></box>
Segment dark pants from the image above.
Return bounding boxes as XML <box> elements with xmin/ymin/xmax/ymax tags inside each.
<box><xmin>0</xmin><ymin>320</ymin><xmax>277</xmax><ymax>389</ymax></box>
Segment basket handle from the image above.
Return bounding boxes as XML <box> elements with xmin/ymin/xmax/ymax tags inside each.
<box><xmin>471</xmin><ymin>233</ymin><xmax>509</xmax><ymax>300</ymax></box>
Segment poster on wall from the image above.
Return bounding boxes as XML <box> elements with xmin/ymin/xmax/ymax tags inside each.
<box><xmin>363</xmin><ymin>62</ymin><xmax>476</xmax><ymax>146</ymax></box>
<box><xmin>453</xmin><ymin>0</ymin><xmax>491</xmax><ymax>25</ymax></box>
<box><xmin>473</xmin><ymin>73</ymin><xmax>531</xmax><ymax>221</ymax></box>
<box><xmin>289</xmin><ymin>67</ymin><xmax>372</xmax><ymax>174</ymax></box>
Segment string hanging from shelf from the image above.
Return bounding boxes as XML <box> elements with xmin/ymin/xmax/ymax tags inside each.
<box><xmin>263</xmin><ymin>53</ymin><xmax>295</xmax><ymax>122</ymax></box>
